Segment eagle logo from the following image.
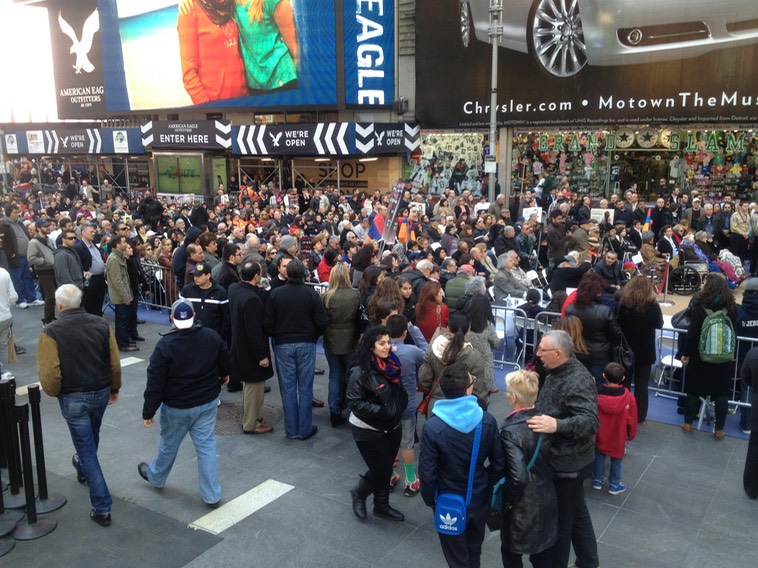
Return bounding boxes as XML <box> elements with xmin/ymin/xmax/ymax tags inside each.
<box><xmin>61</xmin><ymin>136</ymin><xmax>70</xmax><ymax>148</ymax></box>
<box><xmin>375</xmin><ymin>131</ymin><xmax>385</xmax><ymax>145</ymax></box>
<box><xmin>270</xmin><ymin>132</ymin><xmax>283</xmax><ymax>147</ymax></box>
<box><xmin>58</xmin><ymin>9</ymin><xmax>100</xmax><ymax>75</ymax></box>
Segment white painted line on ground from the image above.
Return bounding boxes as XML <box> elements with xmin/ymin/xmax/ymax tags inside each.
<box><xmin>16</xmin><ymin>385</ymin><xmax>29</xmax><ymax>396</ymax></box>
<box><xmin>189</xmin><ymin>479</ymin><xmax>294</xmax><ymax>535</ymax></box>
<box><xmin>120</xmin><ymin>356</ymin><xmax>144</xmax><ymax>367</ymax></box>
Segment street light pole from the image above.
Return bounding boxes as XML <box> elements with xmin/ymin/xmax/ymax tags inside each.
<box><xmin>488</xmin><ymin>0</ymin><xmax>503</xmax><ymax>204</ymax></box>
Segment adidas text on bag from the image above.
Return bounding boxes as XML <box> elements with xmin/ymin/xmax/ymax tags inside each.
<box><xmin>698</xmin><ymin>308</ymin><xmax>736</xmax><ymax>364</ymax></box>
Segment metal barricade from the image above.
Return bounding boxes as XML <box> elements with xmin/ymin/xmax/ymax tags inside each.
<box><xmin>305</xmin><ymin>281</ymin><xmax>328</xmax><ymax>296</ymax></box>
<box><xmin>490</xmin><ymin>304</ymin><xmax>528</xmax><ymax>370</ymax></box>
<box><xmin>138</xmin><ymin>261</ymin><xmax>175</xmax><ymax>310</ymax></box>
<box><xmin>652</xmin><ymin>325</ymin><xmax>753</xmax><ymax>414</ymax></box>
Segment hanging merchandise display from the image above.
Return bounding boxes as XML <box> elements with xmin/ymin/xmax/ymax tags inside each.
<box><xmin>511</xmin><ymin>127</ymin><xmax>758</xmax><ymax>200</ymax></box>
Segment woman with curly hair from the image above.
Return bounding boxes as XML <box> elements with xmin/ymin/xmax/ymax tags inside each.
<box><xmin>680</xmin><ymin>274</ymin><xmax>738</xmax><ymax>439</ymax></box>
<box><xmin>415</xmin><ymin>281</ymin><xmax>449</xmax><ymax>343</ymax></box>
<box><xmin>346</xmin><ymin>325</ymin><xmax>408</xmax><ymax>522</ymax></box>
<box><xmin>617</xmin><ymin>276</ymin><xmax>663</xmax><ymax>423</ymax></box>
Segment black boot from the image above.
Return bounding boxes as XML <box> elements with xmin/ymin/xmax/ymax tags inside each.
<box><xmin>373</xmin><ymin>488</ymin><xmax>404</xmax><ymax>522</ymax></box>
<box><xmin>350</xmin><ymin>475</ymin><xmax>372</xmax><ymax>520</ymax></box>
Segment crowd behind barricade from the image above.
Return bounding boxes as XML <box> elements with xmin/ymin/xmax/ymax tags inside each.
<box><xmin>2</xmin><ymin>170</ymin><xmax>758</xmax><ymax>567</ymax></box>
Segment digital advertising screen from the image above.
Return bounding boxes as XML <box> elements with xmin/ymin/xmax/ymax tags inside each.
<box><xmin>102</xmin><ymin>0</ymin><xmax>338</xmax><ymax>112</ymax></box>
<box><xmin>0</xmin><ymin>0</ymin><xmax>340</xmax><ymax>122</ymax></box>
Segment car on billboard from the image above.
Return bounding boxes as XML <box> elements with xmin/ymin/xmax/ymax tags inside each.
<box><xmin>459</xmin><ymin>0</ymin><xmax>758</xmax><ymax>78</ymax></box>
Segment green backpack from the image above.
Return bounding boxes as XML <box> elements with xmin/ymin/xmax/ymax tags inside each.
<box><xmin>698</xmin><ymin>308</ymin><xmax>736</xmax><ymax>364</ymax></box>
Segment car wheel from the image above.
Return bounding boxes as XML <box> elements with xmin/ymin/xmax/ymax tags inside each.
<box><xmin>529</xmin><ymin>0</ymin><xmax>587</xmax><ymax>78</ymax></box>
<box><xmin>460</xmin><ymin>1</ymin><xmax>472</xmax><ymax>48</ymax></box>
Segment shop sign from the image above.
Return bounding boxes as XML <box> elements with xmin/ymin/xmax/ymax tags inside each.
<box><xmin>355</xmin><ymin>123</ymin><xmax>419</xmax><ymax>154</ymax></box>
<box><xmin>344</xmin><ymin>0</ymin><xmax>395</xmax><ymax>106</ymax></box>
<box><xmin>142</xmin><ymin>121</ymin><xmax>231</xmax><ymax>150</ymax></box>
<box><xmin>237</xmin><ymin>123</ymin><xmax>349</xmax><ymax>156</ymax></box>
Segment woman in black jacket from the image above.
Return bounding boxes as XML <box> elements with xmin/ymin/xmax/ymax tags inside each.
<box><xmin>566</xmin><ymin>272</ymin><xmax>623</xmax><ymax>385</ymax></box>
<box><xmin>499</xmin><ymin>370</ymin><xmax>556</xmax><ymax>568</ymax></box>
<box><xmin>680</xmin><ymin>274</ymin><xmax>738</xmax><ymax>439</ymax></box>
<box><xmin>347</xmin><ymin>325</ymin><xmax>409</xmax><ymax>522</ymax></box>
<box><xmin>617</xmin><ymin>275</ymin><xmax>664</xmax><ymax>423</ymax></box>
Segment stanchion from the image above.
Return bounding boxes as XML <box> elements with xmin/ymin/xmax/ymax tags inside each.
<box><xmin>659</xmin><ymin>255</ymin><xmax>675</xmax><ymax>307</ymax></box>
<box><xmin>12</xmin><ymin>404</ymin><xmax>56</xmax><ymax>540</ymax></box>
<box><xmin>26</xmin><ymin>385</ymin><xmax>66</xmax><ymax>514</ymax></box>
<box><xmin>0</xmin><ymin>380</ymin><xmax>25</xmax><ymax>509</ymax></box>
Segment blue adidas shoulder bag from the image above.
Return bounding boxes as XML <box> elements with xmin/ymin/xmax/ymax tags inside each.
<box><xmin>434</xmin><ymin>421</ymin><xmax>482</xmax><ymax>536</ymax></box>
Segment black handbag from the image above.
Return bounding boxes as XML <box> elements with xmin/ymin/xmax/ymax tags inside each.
<box><xmin>613</xmin><ymin>332</ymin><xmax>635</xmax><ymax>374</ymax></box>
<box><xmin>671</xmin><ymin>305</ymin><xmax>692</xmax><ymax>330</ymax></box>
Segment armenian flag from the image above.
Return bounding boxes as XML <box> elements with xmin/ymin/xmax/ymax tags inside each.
<box><xmin>368</xmin><ymin>213</ymin><xmax>385</xmax><ymax>240</ymax></box>
<box><xmin>642</xmin><ymin>207</ymin><xmax>652</xmax><ymax>232</ymax></box>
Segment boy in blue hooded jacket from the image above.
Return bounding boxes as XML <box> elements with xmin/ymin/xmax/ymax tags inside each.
<box><xmin>419</xmin><ymin>362</ymin><xmax>505</xmax><ymax>567</ymax></box>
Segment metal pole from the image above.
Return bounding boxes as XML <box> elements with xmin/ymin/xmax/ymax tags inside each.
<box><xmin>487</xmin><ymin>0</ymin><xmax>503</xmax><ymax>204</ymax></box>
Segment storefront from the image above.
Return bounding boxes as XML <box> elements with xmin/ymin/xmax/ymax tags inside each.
<box><xmin>509</xmin><ymin>126</ymin><xmax>758</xmax><ymax>201</ymax></box>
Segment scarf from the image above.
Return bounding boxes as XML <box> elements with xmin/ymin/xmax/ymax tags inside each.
<box><xmin>197</xmin><ymin>0</ymin><xmax>236</xmax><ymax>26</ymax></box>
<box><xmin>370</xmin><ymin>352</ymin><xmax>402</xmax><ymax>384</ymax></box>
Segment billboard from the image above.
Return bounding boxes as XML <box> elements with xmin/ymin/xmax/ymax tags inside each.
<box><xmin>343</xmin><ymin>0</ymin><xmax>395</xmax><ymax>107</ymax></box>
<box><xmin>0</xmin><ymin>0</ymin><xmax>396</xmax><ymax>122</ymax></box>
<box><xmin>417</xmin><ymin>0</ymin><xmax>758</xmax><ymax>128</ymax></box>
<box><xmin>101</xmin><ymin>0</ymin><xmax>337</xmax><ymax>112</ymax></box>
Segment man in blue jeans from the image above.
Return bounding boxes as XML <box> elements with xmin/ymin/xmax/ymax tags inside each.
<box><xmin>263</xmin><ymin>259</ymin><xmax>329</xmax><ymax>440</ymax></box>
<box><xmin>37</xmin><ymin>284</ymin><xmax>122</xmax><ymax>527</ymax></box>
<box><xmin>0</xmin><ymin>203</ymin><xmax>42</xmax><ymax>307</ymax></box>
<box><xmin>138</xmin><ymin>299</ymin><xmax>231</xmax><ymax>507</ymax></box>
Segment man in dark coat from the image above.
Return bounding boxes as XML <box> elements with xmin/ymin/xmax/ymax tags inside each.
<box><xmin>263</xmin><ymin>259</ymin><xmax>328</xmax><ymax>440</ymax></box>
<box><xmin>740</xmin><ymin>345</ymin><xmax>758</xmax><ymax>499</ymax></box>
<box><xmin>228</xmin><ymin>261</ymin><xmax>273</xmax><ymax>434</ymax></box>
<box><xmin>138</xmin><ymin>299</ymin><xmax>231</xmax><ymax>507</ymax></box>
<box><xmin>527</xmin><ymin>330</ymin><xmax>600</xmax><ymax>568</ymax></box>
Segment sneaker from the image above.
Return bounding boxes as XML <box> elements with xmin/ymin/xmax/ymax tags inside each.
<box><xmin>17</xmin><ymin>302</ymin><xmax>28</xmax><ymax>309</ymax></box>
<box><xmin>403</xmin><ymin>479</ymin><xmax>420</xmax><ymax>497</ymax></box>
<box><xmin>592</xmin><ymin>479</ymin><xmax>603</xmax><ymax>491</ymax></box>
<box><xmin>388</xmin><ymin>471</ymin><xmax>400</xmax><ymax>492</ymax></box>
<box><xmin>31</xmin><ymin>299</ymin><xmax>45</xmax><ymax>306</ymax></box>
<box><xmin>608</xmin><ymin>482</ymin><xmax>626</xmax><ymax>495</ymax></box>
<box><xmin>742</xmin><ymin>428</ymin><xmax>751</xmax><ymax>435</ymax></box>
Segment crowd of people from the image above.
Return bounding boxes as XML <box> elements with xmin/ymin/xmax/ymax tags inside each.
<box><xmin>3</xmin><ymin>173</ymin><xmax>758</xmax><ymax>567</ymax></box>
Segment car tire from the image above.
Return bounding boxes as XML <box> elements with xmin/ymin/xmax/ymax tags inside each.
<box><xmin>460</xmin><ymin>1</ymin><xmax>472</xmax><ymax>48</ymax></box>
<box><xmin>528</xmin><ymin>0</ymin><xmax>587</xmax><ymax>78</ymax></box>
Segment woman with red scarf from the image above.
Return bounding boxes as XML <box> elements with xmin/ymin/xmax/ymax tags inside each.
<box><xmin>346</xmin><ymin>325</ymin><xmax>408</xmax><ymax>522</ymax></box>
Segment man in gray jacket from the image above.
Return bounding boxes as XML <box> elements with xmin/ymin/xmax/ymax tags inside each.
<box><xmin>527</xmin><ymin>330</ymin><xmax>600</xmax><ymax>568</ymax></box>
<box><xmin>27</xmin><ymin>219</ymin><xmax>57</xmax><ymax>325</ymax></box>
<box><xmin>54</xmin><ymin>228</ymin><xmax>84</xmax><ymax>290</ymax></box>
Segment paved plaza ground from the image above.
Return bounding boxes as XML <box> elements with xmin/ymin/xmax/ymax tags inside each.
<box><xmin>1</xmin><ymin>302</ymin><xmax>756</xmax><ymax>568</ymax></box>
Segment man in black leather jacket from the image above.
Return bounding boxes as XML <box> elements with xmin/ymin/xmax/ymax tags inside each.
<box><xmin>528</xmin><ymin>330</ymin><xmax>600</xmax><ymax>568</ymax></box>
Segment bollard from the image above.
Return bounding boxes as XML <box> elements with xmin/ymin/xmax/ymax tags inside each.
<box><xmin>0</xmin><ymin>380</ymin><xmax>25</xmax><ymax>509</ymax></box>
<box><xmin>12</xmin><ymin>404</ymin><xmax>56</xmax><ymax>540</ymax></box>
<box><xmin>26</xmin><ymin>384</ymin><xmax>66</xmax><ymax>514</ymax></box>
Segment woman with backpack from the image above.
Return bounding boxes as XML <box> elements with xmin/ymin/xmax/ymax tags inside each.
<box><xmin>680</xmin><ymin>274</ymin><xmax>738</xmax><ymax>439</ymax></box>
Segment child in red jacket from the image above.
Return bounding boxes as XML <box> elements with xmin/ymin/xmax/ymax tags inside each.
<box><xmin>592</xmin><ymin>362</ymin><xmax>638</xmax><ymax>495</ymax></box>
